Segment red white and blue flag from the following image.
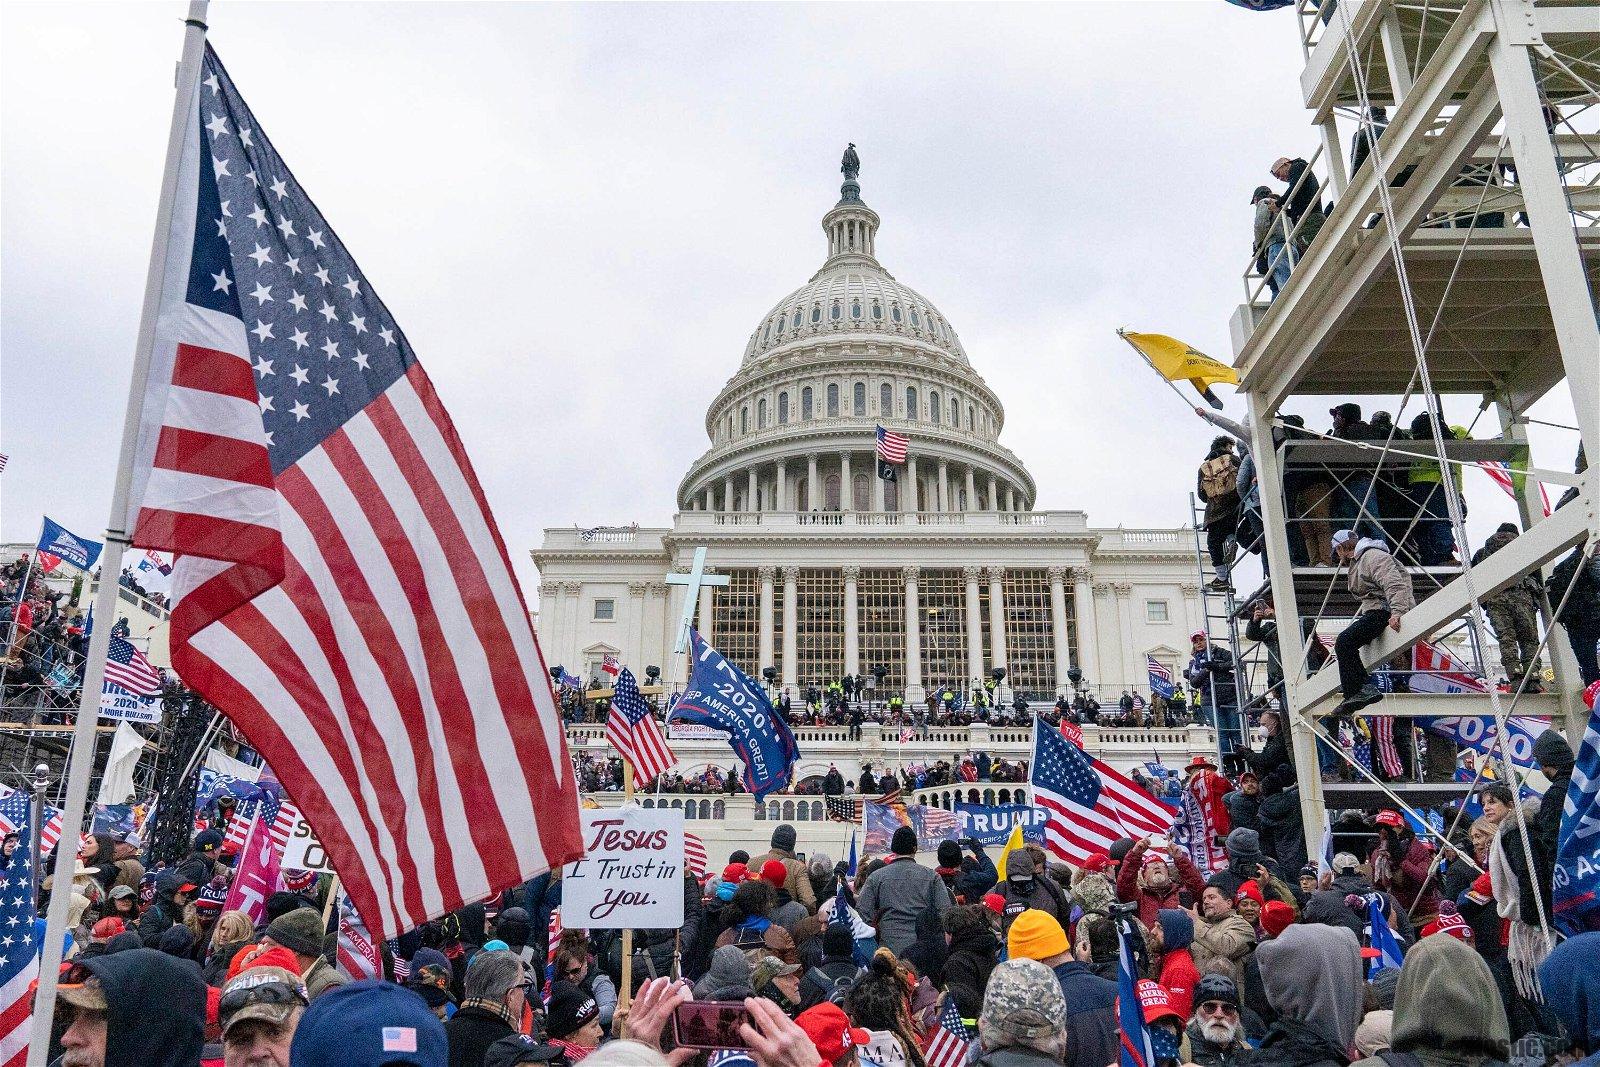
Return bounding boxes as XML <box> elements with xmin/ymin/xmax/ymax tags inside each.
<box><xmin>875</xmin><ymin>425</ymin><xmax>908</xmax><ymax>465</ymax></box>
<box><xmin>1146</xmin><ymin>655</ymin><xmax>1176</xmax><ymax>701</ymax></box>
<box><xmin>122</xmin><ymin>46</ymin><xmax>582</xmax><ymax>940</ymax></box>
<box><xmin>1030</xmin><ymin>718</ymin><xmax>1177</xmax><ymax>865</ymax></box>
<box><xmin>607</xmin><ymin>667</ymin><xmax>677</xmax><ymax>785</ymax></box>
<box><xmin>925</xmin><ymin>996</ymin><xmax>975</xmax><ymax>1067</ymax></box>
<box><xmin>105</xmin><ymin>636</ymin><xmax>164</xmax><ymax>698</ymax></box>
<box><xmin>0</xmin><ymin>794</ymin><xmax>40</xmax><ymax>1066</ymax></box>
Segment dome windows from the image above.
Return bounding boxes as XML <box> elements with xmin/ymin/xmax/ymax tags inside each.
<box><xmin>826</xmin><ymin>383</ymin><xmax>839</xmax><ymax>417</ymax></box>
<box><xmin>853</xmin><ymin>382</ymin><xmax>866</xmax><ymax>416</ymax></box>
<box><xmin>740</xmin><ymin>406</ymin><xmax>749</xmax><ymax>434</ymax></box>
<box><xmin>968</xmin><ymin>404</ymin><xmax>975</xmax><ymax>431</ymax></box>
<box><xmin>801</xmin><ymin>387</ymin><xmax>814</xmax><ymax>421</ymax></box>
<box><xmin>929</xmin><ymin>390</ymin><xmax>941</xmax><ymax>425</ymax></box>
<box><xmin>906</xmin><ymin>386</ymin><xmax>918</xmax><ymax>420</ymax></box>
<box><xmin>778</xmin><ymin>392</ymin><xmax>789</xmax><ymax>425</ymax></box>
<box><xmin>910</xmin><ymin>308</ymin><xmax>921</xmax><ymax>327</ymax></box>
<box><xmin>871</xmin><ymin>301</ymin><xmax>882</xmax><ymax>321</ymax></box>
<box><xmin>879</xmin><ymin>382</ymin><xmax>892</xmax><ymax>415</ymax></box>
<box><xmin>811</xmin><ymin>305</ymin><xmax>821</xmax><ymax>324</ymax></box>
<box><xmin>850</xmin><ymin>300</ymin><xmax>862</xmax><ymax>320</ymax></box>
<box><xmin>830</xmin><ymin>301</ymin><xmax>841</xmax><ymax>321</ymax></box>
<box><xmin>891</xmin><ymin>304</ymin><xmax>902</xmax><ymax>323</ymax></box>
<box><xmin>949</xmin><ymin>397</ymin><xmax>959</xmax><ymax>424</ymax></box>
<box><xmin>758</xmin><ymin>398</ymin><xmax>767</xmax><ymax>428</ymax></box>
<box><xmin>793</xmin><ymin>309</ymin><xmax>803</xmax><ymax>329</ymax></box>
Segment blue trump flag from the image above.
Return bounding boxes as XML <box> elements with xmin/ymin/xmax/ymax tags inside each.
<box><xmin>668</xmin><ymin>629</ymin><xmax>799</xmax><ymax>799</ymax></box>
<box><xmin>1115</xmin><ymin>913</ymin><xmax>1156</xmax><ymax>1067</ymax></box>
<box><xmin>37</xmin><ymin>516</ymin><xmax>103</xmax><ymax>571</ymax></box>
<box><xmin>1366</xmin><ymin>894</ymin><xmax>1406</xmax><ymax>973</ymax></box>
<box><xmin>1555</xmin><ymin>688</ymin><xmax>1600</xmax><ymax>934</ymax></box>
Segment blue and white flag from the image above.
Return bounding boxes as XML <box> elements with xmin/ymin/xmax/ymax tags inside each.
<box><xmin>1554</xmin><ymin>687</ymin><xmax>1600</xmax><ymax>935</ymax></box>
<box><xmin>1365</xmin><ymin>894</ymin><xmax>1405</xmax><ymax>974</ymax></box>
<box><xmin>668</xmin><ymin>629</ymin><xmax>799</xmax><ymax>799</ymax></box>
<box><xmin>1115</xmin><ymin>916</ymin><xmax>1156</xmax><ymax>1067</ymax></box>
<box><xmin>37</xmin><ymin>516</ymin><xmax>103</xmax><ymax>571</ymax></box>
<box><xmin>1146</xmin><ymin>655</ymin><xmax>1176</xmax><ymax>700</ymax></box>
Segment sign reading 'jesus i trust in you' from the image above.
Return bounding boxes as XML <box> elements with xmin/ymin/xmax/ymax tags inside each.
<box><xmin>562</xmin><ymin>808</ymin><xmax>686</xmax><ymax>929</ymax></box>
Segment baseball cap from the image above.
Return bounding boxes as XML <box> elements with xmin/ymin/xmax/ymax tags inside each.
<box><xmin>1136</xmin><ymin>979</ymin><xmax>1184</xmax><ymax>1026</ymax></box>
<box><xmin>1375</xmin><ymin>809</ymin><xmax>1404</xmax><ymax>828</ymax></box>
<box><xmin>759</xmin><ymin>859</ymin><xmax>789</xmax><ymax>887</ymax></box>
<box><xmin>1331</xmin><ymin>529</ymin><xmax>1357</xmax><ymax>550</ymax></box>
<box><xmin>108</xmin><ymin>884</ymin><xmax>137</xmax><ymax>901</ymax></box>
<box><xmin>220</xmin><ymin>965</ymin><xmax>309</xmax><ymax>1038</ymax></box>
<box><xmin>796</xmin><ymin>1002</ymin><xmax>869</xmax><ymax>1063</ymax></box>
<box><xmin>288</xmin><ymin>980</ymin><xmax>446</xmax><ymax>1067</ymax></box>
<box><xmin>1331</xmin><ymin>852</ymin><xmax>1360</xmax><ymax>874</ymax></box>
<box><xmin>55</xmin><ymin>966</ymin><xmax>108</xmax><ymax>1013</ymax></box>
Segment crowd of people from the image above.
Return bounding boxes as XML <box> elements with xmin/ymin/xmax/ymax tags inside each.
<box><xmin>33</xmin><ymin>743</ymin><xmax>1599</xmax><ymax>1067</ymax></box>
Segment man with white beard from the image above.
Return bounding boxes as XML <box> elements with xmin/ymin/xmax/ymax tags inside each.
<box><xmin>1185</xmin><ymin>974</ymin><xmax>1255</xmax><ymax>1066</ymax></box>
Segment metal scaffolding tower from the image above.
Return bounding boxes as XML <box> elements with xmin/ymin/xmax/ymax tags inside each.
<box><xmin>1228</xmin><ymin>0</ymin><xmax>1599</xmax><ymax>849</ymax></box>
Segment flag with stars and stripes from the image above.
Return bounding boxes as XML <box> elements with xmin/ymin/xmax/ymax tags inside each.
<box><xmin>925</xmin><ymin>996</ymin><xmax>975</xmax><ymax>1067</ymax></box>
<box><xmin>0</xmin><ymin>788</ymin><xmax>60</xmax><ymax>859</ymax></box>
<box><xmin>684</xmin><ymin>832</ymin><xmax>707</xmax><ymax>878</ymax></box>
<box><xmin>606</xmin><ymin>668</ymin><xmax>677</xmax><ymax>786</ymax></box>
<box><xmin>105</xmin><ymin>636</ymin><xmax>163</xmax><ymax>698</ymax></box>
<box><xmin>1030</xmin><ymin>718</ymin><xmax>1177</xmax><ymax>866</ymax></box>
<box><xmin>825</xmin><ymin>796</ymin><xmax>863</xmax><ymax>823</ymax></box>
<box><xmin>121</xmin><ymin>45</ymin><xmax>582</xmax><ymax>941</ymax></box>
<box><xmin>0</xmin><ymin>794</ymin><xmax>39</xmax><ymax>1066</ymax></box>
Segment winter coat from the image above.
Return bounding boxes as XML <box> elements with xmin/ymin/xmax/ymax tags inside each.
<box><xmin>1252</xmin><ymin>1019</ymin><xmax>1350</xmax><ymax>1067</ymax></box>
<box><xmin>1115</xmin><ymin>846</ymin><xmax>1207</xmax><ymax>930</ymax></box>
<box><xmin>941</xmin><ymin>926</ymin><xmax>999</xmax><ymax>1020</ymax></box>
<box><xmin>857</xmin><ymin>855</ymin><xmax>952</xmax><ymax>956</ymax></box>
<box><xmin>1346</xmin><ymin>540</ymin><xmax>1416</xmax><ymax>616</ymax></box>
<box><xmin>70</xmin><ymin>948</ymin><xmax>206</xmax><ymax>1067</ymax></box>
<box><xmin>747</xmin><ymin>847</ymin><xmax>818</xmax><ymax>912</ymax></box>
<box><xmin>305</xmin><ymin>956</ymin><xmax>347</xmax><ymax>1000</ymax></box>
<box><xmin>1050</xmin><ymin>960</ymin><xmax>1120</xmax><ymax>1067</ymax></box>
<box><xmin>1349</xmin><ymin>934</ymin><xmax>1509</xmax><ymax>1067</ymax></box>
<box><xmin>1158</xmin><ymin>947</ymin><xmax>1202</xmax><ymax>1020</ymax></box>
<box><xmin>974</xmin><ymin>1046</ymin><xmax>1065</xmax><ymax>1067</ymax></box>
<box><xmin>446</xmin><ymin>1003</ymin><xmax>517</xmax><ymax>1067</ymax></box>
<box><xmin>1369</xmin><ymin>836</ymin><xmax>1440</xmax><ymax>920</ymax></box>
<box><xmin>715</xmin><ymin>915</ymin><xmax>799</xmax><ymax>964</ymax></box>
<box><xmin>1187</xmin><ymin>1018</ymin><xmax>1257</xmax><ymax>1067</ymax></box>
<box><xmin>954</xmin><ymin>845</ymin><xmax>998</xmax><ymax>904</ymax></box>
<box><xmin>1191</xmin><ymin>913</ymin><xmax>1256</xmax><ymax>986</ymax></box>
<box><xmin>799</xmin><ymin>953</ymin><xmax>860</xmax><ymax>1011</ymax></box>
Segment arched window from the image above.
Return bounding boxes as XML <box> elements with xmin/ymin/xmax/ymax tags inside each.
<box><xmin>778</xmin><ymin>392</ymin><xmax>789</xmax><ymax>424</ymax></box>
<box><xmin>968</xmin><ymin>405</ymin><xmax>975</xmax><ymax>431</ymax></box>
<box><xmin>891</xmin><ymin>304</ymin><xmax>902</xmax><ymax>323</ymax></box>
<box><xmin>852</xmin><ymin>473</ymin><xmax>869</xmax><ymax>511</ymax></box>
<box><xmin>830</xmin><ymin>302</ymin><xmax>841</xmax><ymax>321</ymax></box>
<box><xmin>826</xmin><ymin>383</ymin><xmax>839</xmax><ymax>416</ymax></box>
<box><xmin>950</xmin><ymin>397</ymin><xmax>959</xmax><ymax>424</ymax></box>
<box><xmin>879</xmin><ymin>382</ymin><xmax>892</xmax><ymax>415</ymax></box>
<box><xmin>757</xmin><ymin>398</ymin><xmax>767</xmax><ymax>428</ymax></box>
<box><xmin>929</xmin><ymin>391</ymin><xmax>941</xmax><ymax>425</ymax></box>
<box><xmin>811</xmin><ymin>304</ymin><xmax>821</xmax><ymax>324</ymax></box>
<box><xmin>796</xmin><ymin>802</ymin><xmax>809</xmax><ymax>822</ymax></box>
<box><xmin>850</xmin><ymin>300</ymin><xmax>862</xmax><ymax>320</ymax></box>
<box><xmin>782</xmin><ymin>801</ymin><xmax>795</xmax><ymax>821</ymax></box>
<box><xmin>802</xmin><ymin>387</ymin><xmax>813</xmax><ymax>421</ymax></box>
<box><xmin>713</xmin><ymin>800</ymin><xmax>725</xmax><ymax>819</ymax></box>
<box><xmin>958</xmin><ymin>487</ymin><xmax>967</xmax><ymax>510</ymax></box>
<box><xmin>906</xmin><ymin>386</ymin><xmax>918</xmax><ymax>420</ymax></box>
<box><xmin>763</xmin><ymin>320</ymin><xmax>772</xmax><ymax>342</ymax></box>
<box><xmin>872</xmin><ymin>301</ymin><xmax>882</xmax><ymax>320</ymax></box>
<box><xmin>911</xmin><ymin>308</ymin><xmax>921</xmax><ymax>327</ymax></box>
<box><xmin>740</xmin><ymin>407</ymin><xmax>748</xmax><ymax>434</ymax></box>
<box><xmin>727</xmin><ymin>414</ymin><xmax>733</xmax><ymax>439</ymax></box>
<box><xmin>824</xmin><ymin>475</ymin><xmax>841</xmax><ymax>510</ymax></box>
<box><xmin>853</xmin><ymin>382</ymin><xmax>866</xmax><ymax>416</ymax></box>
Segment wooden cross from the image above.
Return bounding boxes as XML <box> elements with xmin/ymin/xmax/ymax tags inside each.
<box><xmin>665</xmin><ymin>546</ymin><xmax>728</xmax><ymax>653</ymax></box>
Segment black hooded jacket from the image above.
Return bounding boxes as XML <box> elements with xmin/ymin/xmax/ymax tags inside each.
<box><xmin>78</xmin><ymin>948</ymin><xmax>206</xmax><ymax>1067</ymax></box>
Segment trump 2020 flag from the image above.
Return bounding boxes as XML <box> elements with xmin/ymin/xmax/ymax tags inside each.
<box><xmin>1115</xmin><ymin>916</ymin><xmax>1156</xmax><ymax>1067</ymax></box>
<box><xmin>1555</xmin><ymin>683</ymin><xmax>1600</xmax><ymax>934</ymax></box>
<box><xmin>1366</xmin><ymin>894</ymin><xmax>1406</xmax><ymax>973</ymax></box>
<box><xmin>668</xmin><ymin>629</ymin><xmax>799</xmax><ymax>799</ymax></box>
<box><xmin>120</xmin><ymin>45</ymin><xmax>582</xmax><ymax>940</ymax></box>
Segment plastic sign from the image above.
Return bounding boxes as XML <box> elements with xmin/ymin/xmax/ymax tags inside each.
<box><xmin>562</xmin><ymin>807</ymin><xmax>685</xmax><ymax>929</ymax></box>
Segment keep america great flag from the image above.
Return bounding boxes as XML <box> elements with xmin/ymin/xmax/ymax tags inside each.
<box><xmin>124</xmin><ymin>45</ymin><xmax>583</xmax><ymax>940</ymax></box>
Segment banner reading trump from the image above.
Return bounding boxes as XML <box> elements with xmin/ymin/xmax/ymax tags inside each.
<box><xmin>668</xmin><ymin>629</ymin><xmax>800</xmax><ymax>799</ymax></box>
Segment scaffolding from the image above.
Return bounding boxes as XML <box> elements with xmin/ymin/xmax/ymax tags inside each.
<box><xmin>1224</xmin><ymin>0</ymin><xmax>1599</xmax><ymax>853</ymax></box>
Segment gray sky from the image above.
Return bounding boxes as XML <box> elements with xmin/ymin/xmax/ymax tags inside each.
<box><xmin>2</xmin><ymin>2</ymin><xmax>1580</xmax><ymax>598</ymax></box>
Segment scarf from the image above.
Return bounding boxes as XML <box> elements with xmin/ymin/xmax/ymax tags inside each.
<box><xmin>458</xmin><ymin>997</ymin><xmax>518</xmax><ymax>1029</ymax></box>
<box><xmin>1488</xmin><ymin>822</ymin><xmax>1554</xmax><ymax>1001</ymax></box>
<box><xmin>550</xmin><ymin>1038</ymin><xmax>592</xmax><ymax>1062</ymax></box>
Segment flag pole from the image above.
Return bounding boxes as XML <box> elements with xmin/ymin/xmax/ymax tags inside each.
<box><xmin>617</xmin><ymin>760</ymin><xmax>635</xmax><ymax>1022</ymax></box>
<box><xmin>28</xmin><ymin>4</ymin><xmax>210</xmax><ymax>1061</ymax></box>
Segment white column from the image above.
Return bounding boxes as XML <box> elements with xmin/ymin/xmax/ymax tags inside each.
<box><xmin>903</xmin><ymin>566</ymin><xmax>923</xmax><ymax>702</ymax></box>
<box><xmin>1114</xmin><ymin>583</ymin><xmax>1135</xmax><ymax>690</ymax></box>
<box><xmin>807</xmin><ymin>454</ymin><xmax>819</xmax><ymax>511</ymax></box>
<box><xmin>938</xmin><ymin>460</ymin><xmax>950</xmax><ymax>512</ymax></box>
<box><xmin>1072</xmin><ymin>569</ymin><xmax>1099</xmax><ymax>686</ymax></box>
<box><xmin>757</xmin><ymin>566</ymin><xmax>776</xmax><ymax>674</ymax></box>
<box><xmin>963</xmin><ymin>565</ymin><xmax>984</xmax><ymax>687</ymax></box>
<box><xmin>781</xmin><ymin>566</ymin><xmax>799</xmax><ymax>688</ymax></box>
<box><xmin>701</xmin><ymin>487</ymin><xmax>712</xmax><ymax>511</ymax></box>
<box><xmin>840</xmin><ymin>452</ymin><xmax>853</xmax><ymax>512</ymax></box>
<box><xmin>1007</xmin><ymin>488</ymin><xmax>1018</xmax><ymax>512</ymax></box>
<box><xmin>748</xmin><ymin>468</ymin><xmax>759</xmax><ymax>513</ymax></box>
<box><xmin>906</xmin><ymin>456</ymin><xmax>920</xmax><ymax>511</ymax></box>
<box><xmin>723</xmin><ymin>474</ymin><xmax>734</xmax><ymax>513</ymax></box>
<box><xmin>987</xmin><ymin>474</ymin><xmax>999</xmax><ymax>512</ymax></box>
<box><xmin>627</xmin><ymin>581</ymin><xmax>646</xmax><ymax>664</ymax></box>
<box><xmin>776</xmin><ymin>461</ymin><xmax>788</xmax><ymax>512</ymax></box>
<box><xmin>964</xmin><ymin>467</ymin><xmax>977</xmax><ymax>512</ymax></box>
<box><xmin>1048</xmin><ymin>566</ymin><xmax>1070</xmax><ymax>697</ymax></box>
<box><xmin>987</xmin><ymin>566</ymin><xmax>1009</xmax><ymax>701</ymax></box>
<box><xmin>842</xmin><ymin>564</ymin><xmax>860</xmax><ymax>676</ymax></box>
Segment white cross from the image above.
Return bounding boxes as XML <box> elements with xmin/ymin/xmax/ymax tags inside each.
<box><xmin>665</xmin><ymin>546</ymin><xmax>729</xmax><ymax>653</ymax></box>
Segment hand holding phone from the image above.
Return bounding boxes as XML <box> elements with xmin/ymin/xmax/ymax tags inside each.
<box><xmin>672</xmin><ymin>1001</ymin><xmax>754</xmax><ymax>1051</ymax></box>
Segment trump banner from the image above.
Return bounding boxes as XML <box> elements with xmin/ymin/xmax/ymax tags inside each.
<box><xmin>668</xmin><ymin>629</ymin><xmax>799</xmax><ymax>799</ymax></box>
<box><xmin>1554</xmin><ymin>683</ymin><xmax>1600</xmax><ymax>935</ymax></box>
<box><xmin>955</xmin><ymin>803</ymin><xmax>1047</xmax><ymax>847</ymax></box>
<box><xmin>36</xmin><ymin>516</ymin><xmax>103</xmax><ymax>573</ymax></box>
<box><xmin>222</xmin><ymin>816</ymin><xmax>282</xmax><ymax>925</ymax></box>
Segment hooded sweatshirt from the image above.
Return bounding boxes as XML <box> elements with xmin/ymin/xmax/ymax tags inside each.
<box><xmin>79</xmin><ymin>947</ymin><xmax>206</xmax><ymax>1067</ymax></box>
<box><xmin>1254</xmin><ymin>924</ymin><xmax>1362</xmax><ymax>1067</ymax></box>
<box><xmin>1538</xmin><ymin>933</ymin><xmax>1600</xmax><ymax>1061</ymax></box>
<box><xmin>1351</xmin><ymin>935</ymin><xmax>1508</xmax><ymax>1067</ymax></box>
<box><xmin>1347</xmin><ymin>538</ymin><xmax>1416</xmax><ymax>616</ymax></box>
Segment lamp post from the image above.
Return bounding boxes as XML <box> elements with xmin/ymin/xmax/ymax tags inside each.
<box><xmin>29</xmin><ymin>763</ymin><xmax>51</xmax><ymax>906</ymax></box>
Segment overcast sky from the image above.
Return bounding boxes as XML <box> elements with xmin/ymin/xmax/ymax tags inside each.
<box><xmin>2</xmin><ymin>2</ymin><xmax>1581</xmax><ymax>600</ymax></box>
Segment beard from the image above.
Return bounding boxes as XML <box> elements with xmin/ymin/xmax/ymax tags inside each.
<box><xmin>1200</xmin><ymin>1017</ymin><xmax>1240</xmax><ymax>1046</ymax></box>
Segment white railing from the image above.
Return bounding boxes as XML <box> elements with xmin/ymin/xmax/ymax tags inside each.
<box><xmin>676</xmin><ymin>511</ymin><xmax>1099</xmax><ymax>533</ymax></box>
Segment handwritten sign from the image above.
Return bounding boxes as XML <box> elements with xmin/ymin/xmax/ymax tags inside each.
<box><xmin>562</xmin><ymin>807</ymin><xmax>684</xmax><ymax>929</ymax></box>
<box><xmin>281</xmin><ymin>810</ymin><xmax>336</xmax><ymax>874</ymax></box>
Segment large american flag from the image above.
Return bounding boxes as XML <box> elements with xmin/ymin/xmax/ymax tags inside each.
<box><xmin>106</xmin><ymin>636</ymin><xmax>164</xmax><ymax>698</ymax></box>
<box><xmin>875</xmin><ymin>425</ymin><xmax>908</xmax><ymax>465</ymax></box>
<box><xmin>0</xmin><ymin>788</ymin><xmax>60</xmax><ymax>857</ymax></box>
<box><xmin>1146</xmin><ymin>654</ymin><xmax>1176</xmax><ymax>701</ymax></box>
<box><xmin>684</xmin><ymin>831</ymin><xmax>707</xmax><ymax>878</ymax></box>
<box><xmin>1030</xmin><ymin>718</ymin><xmax>1176</xmax><ymax>865</ymax></box>
<box><xmin>925</xmin><ymin>996</ymin><xmax>976</xmax><ymax>1067</ymax></box>
<box><xmin>122</xmin><ymin>46</ymin><xmax>582</xmax><ymax>940</ymax></box>
<box><xmin>0</xmin><ymin>796</ymin><xmax>39</xmax><ymax>1066</ymax></box>
<box><xmin>606</xmin><ymin>667</ymin><xmax>677</xmax><ymax>785</ymax></box>
<box><xmin>336</xmin><ymin>891</ymin><xmax>381</xmax><ymax>981</ymax></box>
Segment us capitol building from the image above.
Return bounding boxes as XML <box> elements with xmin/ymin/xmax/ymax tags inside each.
<box><xmin>532</xmin><ymin>150</ymin><xmax>1200</xmax><ymax>706</ymax></box>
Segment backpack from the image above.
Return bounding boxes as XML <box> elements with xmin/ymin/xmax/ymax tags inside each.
<box><xmin>1199</xmin><ymin>453</ymin><xmax>1239</xmax><ymax>505</ymax></box>
<box><xmin>804</xmin><ymin>964</ymin><xmax>860</xmax><ymax>1007</ymax></box>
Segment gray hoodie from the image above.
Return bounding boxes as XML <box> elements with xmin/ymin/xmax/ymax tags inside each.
<box><xmin>1256</xmin><ymin>924</ymin><xmax>1363</xmax><ymax>1053</ymax></box>
<box><xmin>1351</xmin><ymin>934</ymin><xmax>1509</xmax><ymax>1067</ymax></box>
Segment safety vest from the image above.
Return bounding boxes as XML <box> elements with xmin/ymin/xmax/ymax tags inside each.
<box><xmin>1408</xmin><ymin>425</ymin><xmax>1468</xmax><ymax>489</ymax></box>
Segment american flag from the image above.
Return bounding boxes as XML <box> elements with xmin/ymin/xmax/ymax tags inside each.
<box><xmin>684</xmin><ymin>831</ymin><xmax>707</xmax><ymax>877</ymax></box>
<box><xmin>606</xmin><ymin>668</ymin><xmax>677</xmax><ymax>785</ymax></box>
<box><xmin>1060</xmin><ymin>719</ymin><xmax>1084</xmax><ymax>746</ymax></box>
<box><xmin>122</xmin><ymin>47</ymin><xmax>582</xmax><ymax>940</ymax></box>
<box><xmin>1146</xmin><ymin>655</ymin><xmax>1176</xmax><ymax>701</ymax></box>
<box><xmin>0</xmin><ymin>795</ymin><xmax>38</xmax><ymax>1066</ymax></box>
<box><xmin>224</xmin><ymin>790</ymin><xmax>289</xmax><ymax>853</ymax></box>
<box><xmin>105</xmin><ymin>636</ymin><xmax>163</xmax><ymax>698</ymax></box>
<box><xmin>387</xmin><ymin>939</ymin><xmax>409</xmax><ymax>981</ymax></box>
<box><xmin>269</xmin><ymin>795</ymin><xmax>299</xmax><ymax>855</ymax></box>
<box><xmin>1030</xmin><ymin>718</ymin><xmax>1176</xmax><ymax>865</ymax></box>
<box><xmin>0</xmin><ymin>787</ymin><xmax>60</xmax><ymax>857</ymax></box>
<box><xmin>336</xmin><ymin>892</ymin><xmax>381</xmax><ymax>981</ymax></box>
<box><xmin>544</xmin><ymin>906</ymin><xmax>562</xmax><ymax>1003</ymax></box>
<box><xmin>875</xmin><ymin>425</ymin><xmax>908</xmax><ymax>464</ymax></box>
<box><xmin>825</xmin><ymin>796</ymin><xmax>863</xmax><ymax>823</ymax></box>
<box><xmin>920</xmin><ymin>805</ymin><xmax>959</xmax><ymax>838</ymax></box>
<box><xmin>925</xmin><ymin>996</ymin><xmax>975</xmax><ymax>1067</ymax></box>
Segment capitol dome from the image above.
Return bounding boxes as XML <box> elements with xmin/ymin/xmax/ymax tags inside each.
<box><xmin>678</xmin><ymin>149</ymin><xmax>1035</xmax><ymax>516</ymax></box>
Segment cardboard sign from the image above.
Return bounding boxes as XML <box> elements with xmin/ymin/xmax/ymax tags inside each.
<box><xmin>562</xmin><ymin>807</ymin><xmax>685</xmax><ymax>929</ymax></box>
<box><xmin>280</xmin><ymin>810</ymin><xmax>336</xmax><ymax>873</ymax></box>
<box><xmin>98</xmin><ymin>682</ymin><xmax>161</xmax><ymax>723</ymax></box>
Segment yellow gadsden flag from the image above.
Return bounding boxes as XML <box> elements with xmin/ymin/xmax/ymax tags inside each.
<box><xmin>1118</xmin><ymin>330</ymin><xmax>1240</xmax><ymax>409</ymax></box>
<box><xmin>994</xmin><ymin>820</ymin><xmax>1027</xmax><ymax>881</ymax></box>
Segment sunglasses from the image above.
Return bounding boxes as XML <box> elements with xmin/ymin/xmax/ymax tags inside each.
<box><xmin>219</xmin><ymin>981</ymin><xmax>309</xmax><ymax>1020</ymax></box>
<box><xmin>564</xmin><ymin>967</ymin><xmax>583</xmax><ymax>978</ymax></box>
<box><xmin>1197</xmin><ymin>1001</ymin><xmax>1238</xmax><ymax>1016</ymax></box>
